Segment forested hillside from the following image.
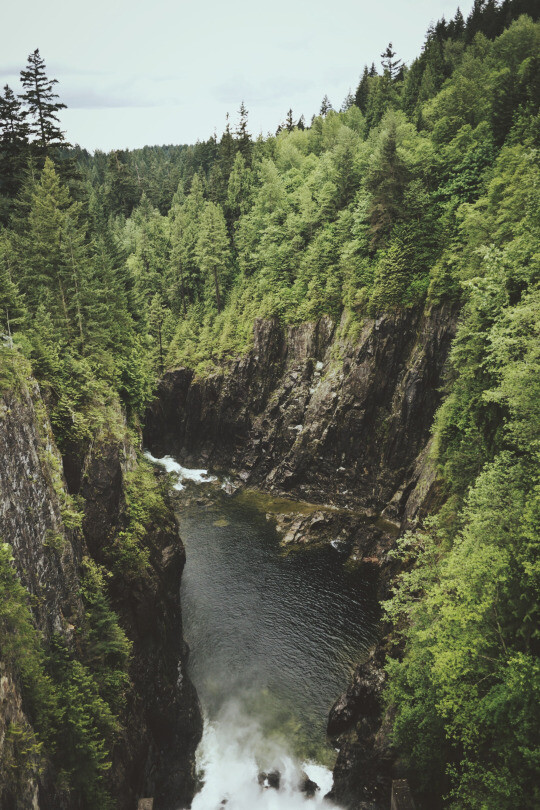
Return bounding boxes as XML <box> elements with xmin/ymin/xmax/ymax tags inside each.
<box><xmin>1</xmin><ymin>0</ymin><xmax>539</xmax><ymax>807</ymax></box>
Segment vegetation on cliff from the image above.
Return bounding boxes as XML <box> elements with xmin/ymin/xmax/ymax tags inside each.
<box><xmin>0</xmin><ymin>1</ymin><xmax>539</xmax><ymax>807</ymax></box>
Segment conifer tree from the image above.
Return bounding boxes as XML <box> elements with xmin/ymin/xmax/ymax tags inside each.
<box><xmin>235</xmin><ymin>102</ymin><xmax>252</xmax><ymax>164</ymax></box>
<box><xmin>320</xmin><ymin>95</ymin><xmax>333</xmax><ymax>116</ymax></box>
<box><xmin>285</xmin><ymin>108</ymin><xmax>295</xmax><ymax>132</ymax></box>
<box><xmin>380</xmin><ymin>43</ymin><xmax>403</xmax><ymax>82</ymax></box>
<box><xmin>196</xmin><ymin>202</ymin><xmax>231</xmax><ymax>312</ymax></box>
<box><xmin>218</xmin><ymin>114</ymin><xmax>237</xmax><ymax>186</ymax></box>
<box><xmin>20</xmin><ymin>49</ymin><xmax>67</xmax><ymax>149</ymax></box>
<box><xmin>355</xmin><ymin>67</ymin><xmax>371</xmax><ymax>113</ymax></box>
<box><xmin>0</xmin><ymin>85</ymin><xmax>30</xmax><ymax>209</ymax></box>
<box><xmin>366</xmin><ymin>121</ymin><xmax>408</xmax><ymax>249</ymax></box>
<box><xmin>0</xmin><ymin>85</ymin><xmax>30</xmax><ymax>145</ymax></box>
<box><xmin>341</xmin><ymin>91</ymin><xmax>355</xmax><ymax>112</ymax></box>
<box><xmin>226</xmin><ymin>152</ymin><xmax>252</xmax><ymax>223</ymax></box>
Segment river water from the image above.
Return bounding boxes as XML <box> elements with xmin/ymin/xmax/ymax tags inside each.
<box><xmin>145</xmin><ymin>453</ymin><xmax>378</xmax><ymax>809</ymax></box>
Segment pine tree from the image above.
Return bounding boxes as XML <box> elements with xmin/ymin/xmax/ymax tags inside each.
<box><xmin>341</xmin><ymin>91</ymin><xmax>355</xmax><ymax>112</ymax></box>
<box><xmin>355</xmin><ymin>67</ymin><xmax>371</xmax><ymax>113</ymax></box>
<box><xmin>20</xmin><ymin>49</ymin><xmax>67</xmax><ymax>149</ymax></box>
<box><xmin>196</xmin><ymin>202</ymin><xmax>231</xmax><ymax>312</ymax></box>
<box><xmin>105</xmin><ymin>151</ymin><xmax>140</xmax><ymax>216</ymax></box>
<box><xmin>381</xmin><ymin>43</ymin><xmax>403</xmax><ymax>82</ymax></box>
<box><xmin>366</xmin><ymin>121</ymin><xmax>408</xmax><ymax>249</ymax></box>
<box><xmin>0</xmin><ymin>85</ymin><xmax>30</xmax><ymax>210</ymax></box>
<box><xmin>285</xmin><ymin>109</ymin><xmax>295</xmax><ymax>132</ymax></box>
<box><xmin>226</xmin><ymin>152</ymin><xmax>252</xmax><ymax>224</ymax></box>
<box><xmin>19</xmin><ymin>158</ymin><xmax>89</xmax><ymax>340</ymax></box>
<box><xmin>320</xmin><ymin>95</ymin><xmax>333</xmax><ymax>116</ymax></box>
<box><xmin>219</xmin><ymin>114</ymin><xmax>237</xmax><ymax>186</ymax></box>
<box><xmin>235</xmin><ymin>102</ymin><xmax>252</xmax><ymax>164</ymax></box>
<box><xmin>0</xmin><ymin>85</ymin><xmax>30</xmax><ymax>145</ymax></box>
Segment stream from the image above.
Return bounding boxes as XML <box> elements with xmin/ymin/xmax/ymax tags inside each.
<box><xmin>145</xmin><ymin>453</ymin><xmax>378</xmax><ymax>809</ymax></box>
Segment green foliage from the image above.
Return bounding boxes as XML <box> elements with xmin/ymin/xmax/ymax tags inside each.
<box><xmin>0</xmin><ymin>541</ymin><xmax>127</xmax><ymax>808</ymax></box>
<box><xmin>106</xmin><ymin>457</ymin><xmax>170</xmax><ymax>579</ymax></box>
<box><xmin>384</xmin><ymin>123</ymin><xmax>540</xmax><ymax>809</ymax></box>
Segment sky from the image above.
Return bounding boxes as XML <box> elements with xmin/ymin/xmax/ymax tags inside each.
<box><xmin>2</xmin><ymin>0</ymin><xmax>474</xmax><ymax>153</ymax></box>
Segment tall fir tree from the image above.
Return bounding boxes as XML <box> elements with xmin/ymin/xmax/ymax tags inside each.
<box><xmin>0</xmin><ymin>85</ymin><xmax>30</xmax><ymax>213</ymax></box>
<box><xmin>20</xmin><ymin>49</ymin><xmax>67</xmax><ymax>150</ymax></box>
<box><xmin>235</xmin><ymin>102</ymin><xmax>252</xmax><ymax>164</ymax></box>
<box><xmin>320</xmin><ymin>95</ymin><xmax>333</xmax><ymax>116</ymax></box>
<box><xmin>196</xmin><ymin>202</ymin><xmax>231</xmax><ymax>312</ymax></box>
<box><xmin>355</xmin><ymin>66</ymin><xmax>371</xmax><ymax>113</ymax></box>
<box><xmin>380</xmin><ymin>43</ymin><xmax>403</xmax><ymax>82</ymax></box>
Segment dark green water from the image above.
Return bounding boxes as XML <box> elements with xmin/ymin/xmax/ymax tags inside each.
<box><xmin>178</xmin><ymin>488</ymin><xmax>378</xmax><ymax>763</ymax></box>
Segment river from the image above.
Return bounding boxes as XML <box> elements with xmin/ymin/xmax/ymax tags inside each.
<box><xmin>145</xmin><ymin>453</ymin><xmax>378</xmax><ymax>809</ymax></box>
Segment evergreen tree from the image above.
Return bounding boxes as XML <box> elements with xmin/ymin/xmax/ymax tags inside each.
<box><xmin>0</xmin><ymin>85</ymin><xmax>30</xmax><ymax>211</ymax></box>
<box><xmin>0</xmin><ymin>85</ymin><xmax>30</xmax><ymax>145</ymax></box>
<box><xmin>196</xmin><ymin>202</ymin><xmax>231</xmax><ymax>312</ymax></box>
<box><xmin>285</xmin><ymin>108</ymin><xmax>295</xmax><ymax>132</ymax></box>
<box><xmin>341</xmin><ymin>90</ymin><xmax>355</xmax><ymax>112</ymax></box>
<box><xmin>104</xmin><ymin>151</ymin><xmax>140</xmax><ymax>216</ymax></box>
<box><xmin>218</xmin><ymin>114</ymin><xmax>237</xmax><ymax>188</ymax></box>
<box><xmin>366</xmin><ymin>120</ymin><xmax>408</xmax><ymax>249</ymax></box>
<box><xmin>235</xmin><ymin>102</ymin><xmax>252</xmax><ymax>164</ymax></box>
<box><xmin>380</xmin><ymin>43</ymin><xmax>403</xmax><ymax>82</ymax></box>
<box><xmin>226</xmin><ymin>152</ymin><xmax>252</xmax><ymax>224</ymax></box>
<box><xmin>320</xmin><ymin>95</ymin><xmax>333</xmax><ymax>116</ymax></box>
<box><xmin>355</xmin><ymin>66</ymin><xmax>371</xmax><ymax>113</ymax></box>
<box><xmin>20</xmin><ymin>49</ymin><xmax>67</xmax><ymax>149</ymax></box>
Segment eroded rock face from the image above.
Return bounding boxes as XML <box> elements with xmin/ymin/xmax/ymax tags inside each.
<box><xmin>326</xmin><ymin>648</ymin><xmax>394</xmax><ymax>810</ymax></box>
<box><xmin>0</xmin><ymin>382</ymin><xmax>201</xmax><ymax>810</ymax></box>
<box><xmin>145</xmin><ymin>306</ymin><xmax>456</xmax><ymax>526</ymax></box>
<box><xmin>80</xmin><ymin>432</ymin><xmax>202</xmax><ymax>810</ymax></box>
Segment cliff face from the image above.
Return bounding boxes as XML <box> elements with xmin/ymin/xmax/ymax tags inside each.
<box><xmin>0</xmin><ymin>377</ymin><xmax>201</xmax><ymax>810</ymax></box>
<box><xmin>145</xmin><ymin>304</ymin><xmax>456</xmax><ymax>527</ymax></box>
<box><xmin>144</xmin><ymin>304</ymin><xmax>457</xmax><ymax>809</ymax></box>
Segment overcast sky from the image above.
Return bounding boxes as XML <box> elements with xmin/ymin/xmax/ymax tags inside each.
<box><xmin>2</xmin><ymin>0</ymin><xmax>473</xmax><ymax>152</ymax></box>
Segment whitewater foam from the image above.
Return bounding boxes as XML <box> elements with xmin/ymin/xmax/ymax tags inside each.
<box><xmin>192</xmin><ymin>703</ymin><xmax>338</xmax><ymax>810</ymax></box>
<box><xmin>144</xmin><ymin>451</ymin><xmax>217</xmax><ymax>490</ymax></box>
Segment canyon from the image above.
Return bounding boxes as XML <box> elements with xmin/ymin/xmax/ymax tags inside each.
<box><xmin>1</xmin><ymin>302</ymin><xmax>455</xmax><ymax>809</ymax></box>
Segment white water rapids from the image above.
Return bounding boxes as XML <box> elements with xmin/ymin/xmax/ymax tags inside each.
<box><xmin>192</xmin><ymin>704</ymin><xmax>336</xmax><ymax>809</ymax></box>
<box><xmin>144</xmin><ymin>451</ymin><xmax>217</xmax><ymax>489</ymax></box>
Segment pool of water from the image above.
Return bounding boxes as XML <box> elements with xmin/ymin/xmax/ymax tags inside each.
<box><xmin>147</xmin><ymin>453</ymin><xmax>378</xmax><ymax>808</ymax></box>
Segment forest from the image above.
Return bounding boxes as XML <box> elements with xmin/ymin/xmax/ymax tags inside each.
<box><xmin>0</xmin><ymin>0</ymin><xmax>539</xmax><ymax>807</ymax></box>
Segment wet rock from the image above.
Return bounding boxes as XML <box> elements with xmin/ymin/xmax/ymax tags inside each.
<box><xmin>327</xmin><ymin>648</ymin><xmax>394</xmax><ymax>810</ymax></box>
<box><xmin>299</xmin><ymin>772</ymin><xmax>320</xmax><ymax>798</ymax></box>
<box><xmin>258</xmin><ymin>770</ymin><xmax>281</xmax><ymax>790</ymax></box>
<box><xmin>221</xmin><ymin>479</ymin><xmax>238</xmax><ymax>496</ymax></box>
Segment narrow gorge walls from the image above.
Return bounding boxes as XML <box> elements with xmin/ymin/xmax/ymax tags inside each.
<box><xmin>0</xmin><ymin>374</ymin><xmax>201</xmax><ymax>810</ymax></box>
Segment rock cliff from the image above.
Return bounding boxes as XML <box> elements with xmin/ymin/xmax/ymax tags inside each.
<box><xmin>0</xmin><ymin>375</ymin><xmax>201</xmax><ymax>810</ymax></box>
<box><xmin>146</xmin><ymin>305</ymin><xmax>455</xmax><ymax>525</ymax></box>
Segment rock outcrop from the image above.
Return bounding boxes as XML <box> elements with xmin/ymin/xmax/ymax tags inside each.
<box><xmin>0</xmin><ymin>377</ymin><xmax>201</xmax><ymax>810</ymax></box>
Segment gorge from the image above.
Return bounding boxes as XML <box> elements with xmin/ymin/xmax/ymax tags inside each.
<box><xmin>1</xmin><ymin>3</ymin><xmax>539</xmax><ymax>808</ymax></box>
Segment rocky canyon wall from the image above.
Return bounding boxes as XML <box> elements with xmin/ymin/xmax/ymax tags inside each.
<box><xmin>0</xmin><ymin>375</ymin><xmax>201</xmax><ymax>810</ymax></box>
